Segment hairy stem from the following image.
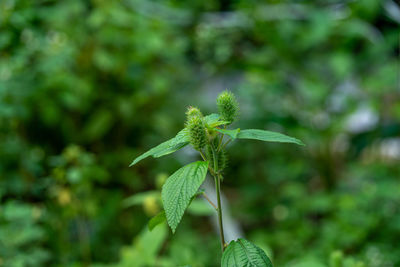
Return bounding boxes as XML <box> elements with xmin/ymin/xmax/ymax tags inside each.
<box><xmin>199</xmin><ymin>151</ymin><xmax>207</xmax><ymax>161</ymax></box>
<box><xmin>212</xmin><ymin>146</ymin><xmax>226</xmax><ymax>252</ymax></box>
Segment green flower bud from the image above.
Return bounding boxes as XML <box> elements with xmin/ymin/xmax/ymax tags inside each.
<box><xmin>218</xmin><ymin>149</ymin><xmax>228</xmax><ymax>171</ymax></box>
<box><xmin>216</xmin><ymin>90</ymin><xmax>239</xmax><ymax>124</ymax></box>
<box><xmin>186</xmin><ymin>115</ymin><xmax>207</xmax><ymax>151</ymax></box>
<box><xmin>206</xmin><ymin>145</ymin><xmax>228</xmax><ymax>172</ymax></box>
<box><xmin>186</xmin><ymin>106</ymin><xmax>203</xmax><ymax>118</ymax></box>
<box><xmin>206</xmin><ymin>145</ymin><xmax>214</xmax><ymax>167</ymax></box>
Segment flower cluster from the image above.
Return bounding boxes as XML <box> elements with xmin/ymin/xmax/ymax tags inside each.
<box><xmin>185</xmin><ymin>91</ymin><xmax>237</xmax><ymax>170</ymax></box>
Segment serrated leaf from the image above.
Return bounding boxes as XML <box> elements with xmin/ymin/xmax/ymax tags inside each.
<box><xmin>161</xmin><ymin>161</ymin><xmax>209</xmax><ymax>233</ymax></box>
<box><xmin>221</xmin><ymin>238</ymin><xmax>273</xmax><ymax>267</ymax></box>
<box><xmin>130</xmin><ymin>128</ymin><xmax>190</xmax><ymax>166</ymax></box>
<box><xmin>148</xmin><ymin>211</ymin><xmax>166</xmax><ymax>231</ymax></box>
<box><xmin>215</xmin><ymin>128</ymin><xmax>240</xmax><ymax>139</ymax></box>
<box><xmin>237</xmin><ymin>129</ymin><xmax>304</xmax><ymax>146</ymax></box>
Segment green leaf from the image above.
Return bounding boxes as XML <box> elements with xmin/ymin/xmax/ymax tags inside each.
<box><xmin>237</xmin><ymin>129</ymin><xmax>304</xmax><ymax>146</ymax></box>
<box><xmin>221</xmin><ymin>238</ymin><xmax>273</xmax><ymax>267</ymax></box>
<box><xmin>204</xmin><ymin>113</ymin><xmax>220</xmax><ymax>124</ymax></box>
<box><xmin>215</xmin><ymin>128</ymin><xmax>240</xmax><ymax>139</ymax></box>
<box><xmin>119</xmin><ymin>224</ymin><xmax>167</xmax><ymax>266</ymax></box>
<box><xmin>204</xmin><ymin>113</ymin><xmax>230</xmax><ymax>127</ymax></box>
<box><xmin>130</xmin><ymin>128</ymin><xmax>190</xmax><ymax>166</ymax></box>
<box><xmin>122</xmin><ymin>191</ymin><xmax>160</xmax><ymax>208</ymax></box>
<box><xmin>161</xmin><ymin>161</ymin><xmax>209</xmax><ymax>233</ymax></box>
<box><xmin>148</xmin><ymin>211</ymin><xmax>166</xmax><ymax>231</ymax></box>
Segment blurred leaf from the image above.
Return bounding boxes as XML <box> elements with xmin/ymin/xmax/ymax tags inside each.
<box><xmin>84</xmin><ymin>109</ymin><xmax>113</xmax><ymax>140</ymax></box>
<box><xmin>118</xmin><ymin>224</ymin><xmax>167</xmax><ymax>267</ymax></box>
<box><xmin>122</xmin><ymin>191</ymin><xmax>160</xmax><ymax>208</ymax></box>
<box><xmin>148</xmin><ymin>211</ymin><xmax>166</xmax><ymax>231</ymax></box>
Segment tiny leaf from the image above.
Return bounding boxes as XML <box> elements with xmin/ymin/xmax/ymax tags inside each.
<box><xmin>221</xmin><ymin>238</ymin><xmax>273</xmax><ymax>267</ymax></box>
<box><xmin>161</xmin><ymin>161</ymin><xmax>209</xmax><ymax>233</ymax></box>
<box><xmin>204</xmin><ymin>113</ymin><xmax>220</xmax><ymax>125</ymax></box>
<box><xmin>204</xmin><ymin>113</ymin><xmax>230</xmax><ymax>128</ymax></box>
<box><xmin>215</xmin><ymin>128</ymin><xmax>240</xmax><ymax>139</ymax></box>
<box><xmin>130</xmin><ymin>129</ymin><xmax>190</xmax><ymax>166</ymax></box>
<box><xmin>237</xmin><ymin>129</ymin><xmax>304</xmax><ymax>146</ymax></box>
<box><xmin>148</xmin><ymin>211</ymin><xmax>166</xmax><ymax>231</ymax></box>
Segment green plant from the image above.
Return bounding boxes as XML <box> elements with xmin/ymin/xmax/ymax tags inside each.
<box><xmin>130</xmin><ymin>90</ymin><xmax>303</xmax><ymax>266</ymax></box>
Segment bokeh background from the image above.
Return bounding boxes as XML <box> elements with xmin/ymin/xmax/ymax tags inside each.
<box><xmin>1</xmin><ymin>0</ymin><xmax>399</xmax><ymax>266</ymax></box>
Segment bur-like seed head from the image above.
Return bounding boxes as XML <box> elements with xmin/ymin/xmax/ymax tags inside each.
<box><xmin>217</xmin><ymin>90</ymin><xmax>239</xmax><ymax>124</ymax></box>
<box><xmin>186</xmin><ymin>114</ymin><xmax>207</xmax><ymax>151</ymax></box>
<box><xmin>186</xmin><ymin>106</ymin><xmax>203</xmax><ymax>118</ymax></box>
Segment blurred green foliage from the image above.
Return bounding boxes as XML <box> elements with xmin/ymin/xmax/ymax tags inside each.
<box><xmin>0</xmin><ymin>0</ymin><xmax>399</xmax><ymax>266</ymax></box>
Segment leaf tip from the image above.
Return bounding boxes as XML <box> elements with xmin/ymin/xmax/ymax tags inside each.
<box><xmin>296</xmin><ymin>139</ymin><xmax>306</xmax><ymax>146</ymax></box>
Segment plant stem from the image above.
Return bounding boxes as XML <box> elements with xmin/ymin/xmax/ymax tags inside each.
<box><xmin>215</xmin><ymin>173</ymin><xmax>226</xmax><ymax>252</ymax></box>
<box><xmin>211</xmin><ymin>145</ymin><xmax>226</xmax><ymax>252</ymax></box>
<box><xmin>217</xmin><ymin>133</ymin><xmax>224</xmax><ymax>151</ymax></box>
<box><xmin>199</xmin><ymin>151</ymin><xmax>207</xmax><ymax>161</ymax></box>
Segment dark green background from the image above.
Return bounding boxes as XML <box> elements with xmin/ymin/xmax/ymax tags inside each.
<box><xmin>1</xmin><ymin>0</ymin><xmax>399</xmax><ymax>266</ymax></box>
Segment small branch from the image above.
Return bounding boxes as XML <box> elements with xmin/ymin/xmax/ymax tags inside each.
<box><xmin>202</xmin><ymin>192</ymin><xmax>217</xmax><ymax>210</ymax></box>
<box><xmin>209</xmin><ymin>168</ymin><xmax>216</xmax><ymax>176</ymax></box>
<box><xmin>200</xmin><ymin>151</ymin><xmax>207</xmax><ymax>161</ymax></box>
<box><xmin>217</xmin><ymin>125</ymin><xmax>227</xmax><ymax>151</ymax></box>
<box><xmin>222</xmin><ymin>139</ymin><xmax>231</xmax><ymax>150</ymax></box>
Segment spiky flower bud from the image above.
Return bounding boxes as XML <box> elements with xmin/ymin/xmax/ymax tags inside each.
<box><xmin>186</xmin><ymin>106</ymin><xmax>203</xmax><ymax>118</ymax></box>
<box><xmin>217</xmin><ymin>149</ymin><xmax>228</xmax><ymax>171</ymax></box>
<box><xmin>186</xmin><ymin>114</ymin><xmax>207</xmax><ymax>151</ymax></box>
<box><xmin>216</xmin><ymin>90</ymin><xmax>239</xmax><ymax>124</ymax></box>
<box><xmin>206</xmin><ymin>145</ymin><xmax>228</xmax><ymax>171</ymax></box>
<box><xmin>206</xmin><ymin>145</ymin><xmax>214</xmax><ymax>166</ymax></box>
